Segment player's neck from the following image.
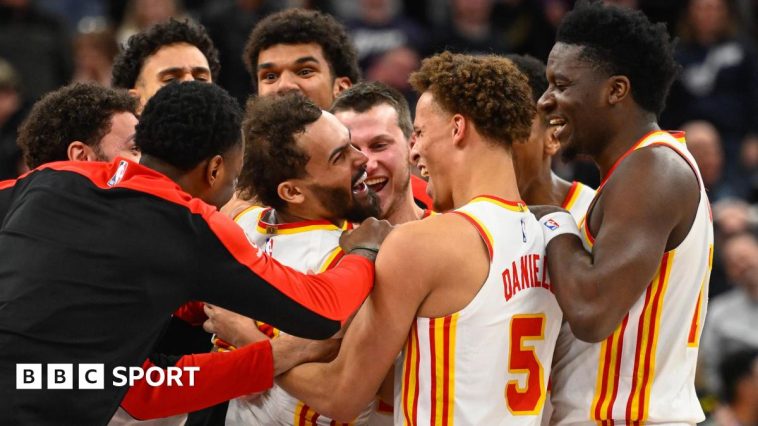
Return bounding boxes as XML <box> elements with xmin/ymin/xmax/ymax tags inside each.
<box><xmin>595</xmin><ymin>114</ymin><xmax>659</xmax><ymax>178</ymax></box>
<box><xmin>274</xmin><ymin>207</ymin><xmax>341</xmax><ymax>227</ymax></box>
<box><xmin>452</xmin><ymin>147</ymin><xmax>521</xmax><ymax>208</ymax></box>
<box><xmin>383</xmin><ymin>186</ymin><xmax>424</xmax><ymax>225</ymax></box>
<box><xmin>521</xmin><ymin>162</ymin><xmax>565</xmax><ymax>206</ymax></box>
<box><xmin>551</xmin><ymin>172</ymin><xmax>574</xmax><ymax>207</ymax></box>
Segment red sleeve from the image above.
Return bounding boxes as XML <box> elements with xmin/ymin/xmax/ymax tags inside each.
<box><xmin>173</xmin><ymin>301</ymin><xmax>207</xmax><ymax>326</ymax></box>
<box><xmin>120</xmin><ymin>340</ymin><xmax>274</xmax><ymax>420</ymax></box>
<box><xmin>411</xmin><ymin>175</ymin><xmax>433</xmax><ymax>210</ymax></box>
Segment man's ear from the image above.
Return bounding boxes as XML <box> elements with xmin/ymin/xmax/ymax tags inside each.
<box><xmin>205</xmin><ymin>154</ymin><xmax>224</xmax><ymax>187</ymax></box>
<box><xmin>451</xmin><ymin>114</ymin><xmax>467</xmax><ymax>147</ymax></box>
<box><xmin>277</xmin><ymin>180</ymin><xmax>305</xmax><ymax>205</ymax></box>
<box><xmin>332</xmin><ymin>77</ymin><xmax>352</xmax><ymax>97</ymax></box>
<box><xmin>128</xmin><ymin>88</ymin><xmax>145</xmax><ymax>114</ymax></box>
<box><xmin>608</xmin><ymin>75</ymin><xmax>631</xmax><ymax>105</ymax></box>
<box><xmin>67</xmin><ymin>141</ymin><xmax>97</xmax><ymax>162</ymax></box>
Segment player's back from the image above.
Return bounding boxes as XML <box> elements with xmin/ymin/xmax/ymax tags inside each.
<box><xmin>396</xmin><ymin>196</ymin><xmax>562</xmax><ymax>426</ymax></box>
<box><xmin>549</xmin><ymin>131</ymin><xmax>714</xmax><ymax>425</ymax></box>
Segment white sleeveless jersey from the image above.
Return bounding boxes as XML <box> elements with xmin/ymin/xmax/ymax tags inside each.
<box><xmin>550</xmin><ymin>131</ymin><xmax>714</xmax><ymax>425</ymax></box>
<box><xmin>561</xmin><ymin>181</ymin><xmax>596</xmax><ymax>224</ymax></box>
<box><xmin>227</xmin><ymin>206</ymin><xmax>375</xmax><ymax>426</ymax></box>
<box><xmin>395</xmin><ymin>196</ymin><xmax>563</xmax><ymax>426</ymax></box>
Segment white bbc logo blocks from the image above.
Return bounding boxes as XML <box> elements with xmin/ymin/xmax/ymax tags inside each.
<box><xmin>78</xmin><ymin>364</ymin><xmax>104</xmax><ymax>389</ymax></box>
<box><xmin>15</xmin><ymin>363</ymin><xmax>198</xmax><ymax>389</ymax></box>
<box><xmin>16</xmin><ymin>363</ymin><xmax>104</xmax><ymax>390</ymax></box>
<box><xmin>16</xmin><ymin>364</ymin><xmax>42</xmax><ymax>389</ymax></box>
<box><xmin>47</xmin><ymin>364</ymin><xmax>73</xmax><ymax>389</ymax></box>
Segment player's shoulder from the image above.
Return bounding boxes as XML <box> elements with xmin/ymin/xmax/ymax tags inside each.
<box><xmin>382</xmin><ymin>211</ymin><xmax>483</xmax><ymax>259</ymax></box>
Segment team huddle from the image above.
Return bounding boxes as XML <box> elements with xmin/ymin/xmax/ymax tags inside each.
<box><xmin>0</xmin><ymin>2</ymin><xmax>713</xmax><ymax>426</ymax></box>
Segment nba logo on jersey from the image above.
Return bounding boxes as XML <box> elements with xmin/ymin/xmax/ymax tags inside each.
<box><xmin>107</xmin><ymin>160</ymin><xmax>129</xmax><ymax>187</ymax></box>
<box><xmin>544</xmin><ymin>218</ymin><xmax>560</xmax><ymax>231</ymax></box>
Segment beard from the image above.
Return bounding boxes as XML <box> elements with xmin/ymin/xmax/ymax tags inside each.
<box><xmin>308</xmin><ymin>183</ymin><xmax>381</xmax><ymax>223</ymax></box>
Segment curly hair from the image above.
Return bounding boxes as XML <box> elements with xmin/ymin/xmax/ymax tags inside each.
<box><xmin>506</xmin><ymin>54</ymin><xmax>547</xmax><ymax>105</ymax></box>
<box><xmin>331</xmin><ymin>81</ymin><xmax>413</xmax><ymax>139</ymax></box>
<box><xmin>136</xmin><ymin>81</ymin><xmax>241</xmax><ymax>171</ymax></box>
<box><xmin>112</xmin><ymin>18</ymin><xmax>220</xmax><ymax>89</ymax></box>
<box><xmin>239</xmin><ymin>92</ymin><xmax>321</xmax><ymax>210</ymax></box>
<box><xmin>243</xmin><ymin>9</ymin><xmax>360</xmax><ymax>93</ymax></box>
<box><xmin>409</xmin><ymin>51</ymin><xmax>535</xmax><ymax>146</ymax></box>
<box><xmin>556</xmin><ymin>0</ymin><xmax>680</xmax><ymax>116</ymax></box>
<box><xmin>17</xmin><ymin>83</ymin><xmax>138</xmax><ymax>169</ymax></box>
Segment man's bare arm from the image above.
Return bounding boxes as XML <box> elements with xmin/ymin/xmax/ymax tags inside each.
<box><xmin>545</xmin><ymin>146</ymin><xmax>700</xmax><ymax>342</ymax></box>
<box><xmin>276</xmin><ymin>224</ymin><xmax>432</xmax><ymax>421</ymax></box>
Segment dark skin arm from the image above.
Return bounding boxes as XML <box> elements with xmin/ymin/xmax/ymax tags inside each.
<box><xmin>534</xmin><ymin>146</ymin><xmax>700</xmax><ymax>342</ymax></box>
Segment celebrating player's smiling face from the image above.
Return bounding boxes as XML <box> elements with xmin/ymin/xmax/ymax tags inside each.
<box><xmin>293</xmin><ymin>111</ymin><xmax>379</xmax><ymax>224</ymax></box>
<box><xmin>410</xmin><ymin>91</ymin><xmax>456</xmax><ymax>212</ymax></box>
<box><xmin>334</xmin><ymin>103</ymin><xmax>412</xmax><ymax>221</ymax></box>
<box><xmin>539</xmin><ymin>42</ymin><xmax>611</xmax><ymax>158</ymax></box>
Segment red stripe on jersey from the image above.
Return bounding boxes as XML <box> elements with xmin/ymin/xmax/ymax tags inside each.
<box><xmin>442</xmin><ymin>315</ymin><xmax>452</xmax><ymax>425</ymax></box>
<box><xmin>626</xmin><ymin>285</ymin><xmax>654</xmax><ymax>420</ymax></box>
<box><xmin>606</xmin><ymin>315</ymin><xmax>629</xmax><ymax>419</ymax></box>
<box><xmin>451</xmin><ymin>211</ymin><xmax>493</xmax><ymax>261</ymax></box>
<box><xmin>429</xmin><ymin>319</ymin><xmax>438</xmax><ymax>426</ymax></box>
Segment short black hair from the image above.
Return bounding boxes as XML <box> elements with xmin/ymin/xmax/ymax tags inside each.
<box><xmin>331</xmin><ymin>81</ymin><xmax>413</xmax><ymax>139</ymax></box>
<box><xmin>136</xmin><ymin>81</ymin><xmax>241</xmax><ymax>171</ymax></box>
<box><xmin>556</xmin><ymin>0</ymin><xmax>679</xmax><ymax>115</ymax></box>
<box><xmin>112</xmin><ymin>18</ymin><xmax>220</xmax><ymax>89</ymax></box>
<box><xmin>506</xmin><ymin>54</ymin><xmax>547</xmax><ymax>105</ymax></box>
<box><xmin>17</xmin><ymin>83</ymin><xmax>138</xmax><ymax>169</ymax></box>
<box><xmin>243</xmin><ymin>9</ymin><xmax>360</xmax><ymax>94</ymax></box>
<box><xmin>239</xmin><ymin>92</ymin><xmax>322</xmax><ymax>210</ymax></box>
<box><xmin>720</xmin><ymin>349</ymin><xmax>758</xmax><ymax>403</ymax></box>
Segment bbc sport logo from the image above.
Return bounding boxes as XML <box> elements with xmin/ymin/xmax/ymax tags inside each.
<box><xmin>16</xmin><ymin>363</ymin><xmax>199</xmax><ymax>390</ymax></box>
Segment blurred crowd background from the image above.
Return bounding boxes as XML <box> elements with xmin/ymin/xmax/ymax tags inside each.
<box><xmin>0</xmin><ymin>0</ymin><xmax>757</xmax><ymax>422</ymax></box>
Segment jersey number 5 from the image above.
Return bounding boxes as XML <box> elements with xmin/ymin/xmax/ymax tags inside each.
<box><xmin>506</xmin><ymin>314</ymin><xmax>546</xmax><ymax>415</ymax></box>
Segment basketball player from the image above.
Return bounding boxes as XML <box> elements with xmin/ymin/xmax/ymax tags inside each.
<box><xmin>112</xmin><ymin>18</ymin><xmax>218</xmax><ymax>113</ymax></box>
<box><xmin>0</xmin><ymin>82</ymin><xmax>389</xmax><ymax>424</ymax></box>
<box><xmin>272</xmin><ymin>52</ymin><xmax>562</xmax><ymax>425</ymax></box>
<box><xmin>533</xmin><ymin>3</ymin><xmax>713</xmax><ymax>424</ymax></box>
<box><xmin>507</xmin><ymin>54</ymin><xmax>595</xmax><ymax>222</ymax></box>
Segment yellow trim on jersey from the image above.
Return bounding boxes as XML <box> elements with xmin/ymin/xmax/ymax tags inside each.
<box><xmin>591</xmin><ymin>316</ymin><xmax>627</xmax><ymax>422</ymax></box>
<box><xmin>627</xmin><ymin>251</ymin><xmax>675</xmax><ymax>423</ymax></box>
<box><xmin>318</xmin><ymin>247</ymin><xmax>344</xmax><ymax>273</ymax></box>
<box><xmin>232</xmin><ymin>204</ymin><xmax>264</xmax><ymax>223</ymax></box>
<box><xmin>402</xmin><ymin>322</ymin><xmax>420</xmax><ymax>426</ymax></box>
<box><xmin>688</xmin><ymin>244</ymin><xmax>712</xmax><ymax>347</ymax></box>
<box><xmin>470</xmin><ymin>196</ymin><xmax>528</xmax><ymax>213</ymax></box>
<box><xmin>429</xmin><ymin>314</ymin><xmax>458</xmax><ymax>426</ymax></box>
<box><xmin>255</xmin><ymin>222</ymin><xmax>345</xmax><ymax>235</ymax></box>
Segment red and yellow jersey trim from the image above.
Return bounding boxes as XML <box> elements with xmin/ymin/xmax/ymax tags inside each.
<box><xmin>428</xmin><ymin>313</ymin><xmax>459</xmax><ymax>426</ymax></box>
<box><xmin>624</xmin><ymin>251</ymin><xmax>675</xmax><ymax>423</ymax></box>
<box><xmin>562</xmin><ymin>181</ymin><xmax>582</xmax><ymax>211</ymax></box>
<box><xmin>253</xmin><ymin>207</ymin><xmax>349</xmax><ymax>235</ymax></box>
<box><xmin>451</xmin><ymin>211</ymin><xmax>494</xmax><ymax>261</ymax></box>
<box><xmin>688</xmin><ymin>244</ymin><xmax>713</xmax><ymax>347</ymax></box>
<box><xmin>591</xmin><ymin>315</ymin><xmax>629</xmax><ymax>423</ymax></box>
<box><xmin>469</xmin><ymin>194</ymin><xmax>528</xmax><ymax>213</ymax></box>
<box><xmin>402</xmin><ymin>322</ymin><xmax>421</xmax><ymax>425</ymax></box>
<box><xmin>293</xmin><ymin>401</ymin><xmax>354</xmax><ymax>425</ymax></box>
<box><xmin>598</xmin><ymin>130</ymin><xmax>685</xmax><ymax>191</ymax></box>
<box><xmin>232</xmin><ymin>204</ymin><xmax>264</xmax><ymax>223</ymax></box>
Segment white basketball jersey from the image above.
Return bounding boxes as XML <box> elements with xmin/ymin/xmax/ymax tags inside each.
<box><xmin>227</xmin><ymin>207</ymin><xmax>375</xmax><ymax>426</ymax></box>
<box><xmin>561</xmin><ymin>181</ymin><xmax>596</xmax><ymax>224</ymax></box>
<box><xmin>395</xmin><ymin>196</ymin><xmax>563</xmax><ymax>426</ymax></box>
<box><xmin>550</xmin><ymin>131</ymin><xmax>714</xmax><ymax>425</ymax></box>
